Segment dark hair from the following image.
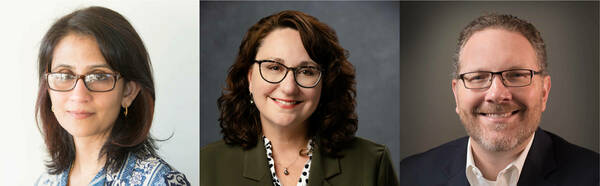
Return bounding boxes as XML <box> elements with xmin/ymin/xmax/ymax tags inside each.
<box><xmin>218</xmin><ymin>10</ymin><xmax>357</xmax><ymax>156</ymax></box>
<box><xmin>36</xmin><ymin>6</ymin><xmax>157</xmax><ymax>174</ymax></box>
<box><xmin>454</xmin><ymin>13</ymin><xmax>548</xmax><ymax>77</ymax></box>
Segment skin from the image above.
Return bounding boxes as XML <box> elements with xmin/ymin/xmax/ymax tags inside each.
<box><xmin>49</xmin><ymin>33</ymin><xmax>140</xmax><ymax>185</ymax></box>
<box><xmin>248</xmin><ymin>28</ymin><xmax>321</xmax><ymax>185</ymax></box>
<box><xmin>451</xmin><ymin>28</ymin><xmax>551</xmax><ymax>180</ymax></box>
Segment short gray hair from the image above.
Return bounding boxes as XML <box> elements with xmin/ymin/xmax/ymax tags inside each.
<box><xmin>453</xmin><ymin>13</ymin><xmax>548</xmax><ymax>78</ymax></box>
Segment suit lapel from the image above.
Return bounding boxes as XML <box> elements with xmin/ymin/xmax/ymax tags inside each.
<box><xmin>242</xmin><ymin>141</ymin><xmax>273</xmax><ymax>186</ymax></box>
<box><xmin>517</xmin><ymin>128</ymin><xmax>557</xmax><ymax>186</ymax></box>
<box><xmin>443</xmin><ymin>137</ymin><xmax>470</xmax><ymax>186</ymax></box>
<box><xmin>307</xmin><ymin>146</ymin><xmax>340</xmax><ymax>186</ymax></box>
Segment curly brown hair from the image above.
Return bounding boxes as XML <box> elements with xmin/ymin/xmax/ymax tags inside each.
<box><xmin>218</xmin><ymin>10</ymin><xmax>357</xmax><ymax>156</ymax></box>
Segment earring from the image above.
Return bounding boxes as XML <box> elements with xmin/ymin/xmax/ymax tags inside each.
<box><xmin>249</xmin><ymin>92</ymin><xmax>254</xmax><ymax>104</ymax></box>
<box><xmin>123</xmin><ymin>105</ymin><xmax>129</xmax><ymax>117</ymax></box>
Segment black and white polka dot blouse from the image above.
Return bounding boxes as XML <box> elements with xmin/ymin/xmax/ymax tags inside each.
<box><xmin>263</xmin><ymin>136</ymin><xmax>313</xmax><ymax>186</ymax></box>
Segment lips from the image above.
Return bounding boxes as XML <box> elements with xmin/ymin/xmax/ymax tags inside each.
<box><xmin>67</xmin><ymin>110</ymin><xmax>94</xmax><ymax>119</ymax></box>
<box><xmin>269</xmin><ymin>96</ymin><xmax>302</xmax><ymax>108</ymax></box>
<box><xmin>478</xmin><ymin>110</ymin><xmax>520</xmax><ymax>118</ymax></box>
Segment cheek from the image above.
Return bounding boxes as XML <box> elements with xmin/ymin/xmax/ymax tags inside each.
<box><xmin>457</xmin><ymin>90</ymin><xmax>482</xmax><ymax>109</ymax></box>
<box><xmin>306</xmin><ymin>86</ymin><xmax>322</xmax><ymax>105</ymax></box>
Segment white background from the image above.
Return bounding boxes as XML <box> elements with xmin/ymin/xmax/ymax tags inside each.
<box><xmin>0</xmin><ymin>0</ymin><xmax>199</xmax><ymax>184</ymax></box>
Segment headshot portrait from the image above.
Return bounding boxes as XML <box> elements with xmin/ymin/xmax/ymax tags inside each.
<box><xmin>0</xmin><ymin>1</ymin><xmax>198</xmax><ymax>185</ymax></box>
<box><xmin>399</xmin><ymin>2</ymin><xmax>598</xmax><ymax>185</ymax></box>
<box><xmin>200</xmin><ymin>1</ymin><xmax>399</xmax><ymax>185</ymax></box>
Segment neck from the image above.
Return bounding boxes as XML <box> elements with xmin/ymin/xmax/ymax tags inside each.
<box><xmin>71</xmin><ymin>131</ymin><xmax>111</xmax><ymax>176</ymax></box>
<box><xmin>470</xmin><ymin>135</ymin><xmax>532</xmax><ymax>181</ymax></box>
<box><xmin>262</xmin><ymin>120</ymin><xmax>308</xmax><ymax>155</ymax></box>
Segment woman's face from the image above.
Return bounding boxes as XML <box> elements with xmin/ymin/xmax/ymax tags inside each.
<box><xmin>248</xmin><ymin>28</ymin><xmax>322</xmax><ymax>128</ymax></box>
<box><xmin>49</xmin><ymin>34</ymin><xmax>139</xmax><ymax>139</ymax></box>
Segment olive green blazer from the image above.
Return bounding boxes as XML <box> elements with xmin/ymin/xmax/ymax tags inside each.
<box><xmin>201</xmin><ymin>137</ymin><xmax>399</xmax><ymax>186</ymax></box>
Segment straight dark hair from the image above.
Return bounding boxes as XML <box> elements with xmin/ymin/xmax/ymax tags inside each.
<box><xmin>36</xmin><ymin>6</ymin><xmax>157</xmax><ymax>174</ymax></box>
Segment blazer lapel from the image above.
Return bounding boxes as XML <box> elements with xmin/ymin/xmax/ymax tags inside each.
<box><xmin>517</xmin><ymin>128</ymin><xmax>557</xmax><ymax>186</ymax></box>
<box><xmin>443</xmin><ymin>137</ymin><xmax>470</xmax><ymax>186</ymax></box>
<box><xmin>307</xmin><ymin>146</ymin><xmax>340</xmax><ymax>186</ymax></box>
<box><xmin>242</xmin><ymin>142</ymin><xmax>273</xmax><ymax>186</ymax></box>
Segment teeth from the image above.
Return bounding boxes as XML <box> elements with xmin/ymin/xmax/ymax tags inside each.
<box><xmin>274</xmin><ymin>99</ymin><xmax>297</xmax><ymax>105</ymax></box>
<box><xmin>485</xmin><ymin>113</ymin><xmax>511</xmax><ymax>118</ymax></box>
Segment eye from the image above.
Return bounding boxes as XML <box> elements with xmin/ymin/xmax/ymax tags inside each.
<box><xmin>466</xmin><ymin>74</ymin><xmax>488</xmax><ymax>81</ymax></box>
<box><xmin>86</xmin><ymin>73</ymin><xmax>110</xmax><ymax>81</ymax></box>
<box><xmin>298</xmin><ymin>68</ymin><xmax>317</xmax><ymax>76</ymax></box>
<box><xmin>506</xmin><ymin>72</ymin><xmax>528</xmax><ymax>78</ymax></box>
<box><xmin>51</xmin><ymin>73</ymin><xmax>75</xmax><ymax>80</ymax></box>
<box><xmin>264</xmin><ymin>63</ymin><xmax>285</xmax><ymax>72</ymax></box>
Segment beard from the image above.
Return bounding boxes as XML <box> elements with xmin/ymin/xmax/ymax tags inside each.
<box><xmin>458</xmin><ymin>101</ymin><xmax>541</xmax><ymax>152</ymax></box>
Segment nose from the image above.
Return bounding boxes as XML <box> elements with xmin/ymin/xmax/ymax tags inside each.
<box><xmin>484</xmin><ymin>75</ymin><xmax>512</xmax><ymax>103</ymax></box>
<box><xmin>278</xmin><ymin>70</ymin><xmax>300</xmax><ymax>95</ymax></box>
<box><xmin>69</xmin><ymin>79</ymin><xmax>92</xmax><ymax>102</ymax></box>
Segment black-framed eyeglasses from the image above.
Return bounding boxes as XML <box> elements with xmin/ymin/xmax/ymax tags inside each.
<box><xmin>458</xmin><ymin>69</ymin><xmax>543</xmax><ymax>89</ymax></box>
<box><xmin>255</xmin><ymin>60</ymin><xmax>324</xmax><ymax>88</ymax></box>
<box><xmin>46</xmin><ymin>72</ymin><xmax>121</xmax><ymax>92</ymax></box>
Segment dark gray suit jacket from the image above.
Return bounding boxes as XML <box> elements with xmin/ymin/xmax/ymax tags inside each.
<box><xmin>400</xmin><ymin>128</ymin><xmax>599</xmax><ymax>186</ymax></box>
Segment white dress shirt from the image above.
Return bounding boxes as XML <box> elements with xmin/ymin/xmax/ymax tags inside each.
<box><xmin>465</xmin><ymin>134</ymin><xmax>535</xmax><ymax>186</ymax></box>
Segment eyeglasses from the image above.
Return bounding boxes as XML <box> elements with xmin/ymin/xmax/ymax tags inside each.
<box><xmin>458</xmin><ymin>69</ymin><xmax>543</xmax><ymax>89</ymax></box>
<box><xmin>46</xmin><ymin>72</ymin><xmax>121</xmax><ymax>92</ymax></box>
<box><xmin>255</xmin><ymin>60</ymin><xmax>323</xmax><ymax>88</ymax></box>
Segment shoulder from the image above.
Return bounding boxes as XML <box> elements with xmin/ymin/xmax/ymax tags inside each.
<box><xmin>107</xmin><ymin>152</ymin><xmax>190</xmax><ymax>186</ymax></box>
<box><xmin>401</xmin><ymin>136</ymin><xmax>468</xmax><ymax>169</ymax></box>
<box><xmin>541</xmin><ymin>129</ymin><xmax>599</xmax><ymax>173</ymax></box>
<box><xmin>329</xmin><ymin>137</ymin><xmax>399</xmax><ymax>185</ymax></box>
<box><xmin>200</xmin><ymin>140</ymin><xmax>242</xmax><ymax>155</ymax></box>
<box><xmin>400</xmin><ymin>136</ymin><xmax>468</xmax><ymax>185</ymax></box>
<box><xmin>35</xmin><ymin>172</ymin><xmax>63</xmax><ymax>186</ymax></box>
<box><xmin>543</xmin><ymin>129</ymin><xmax>598</xmax><ymax>161</ymax></box>
<box><xmin>200</xmin><ymin>140</ymin><xmax>245</xmax><ymax>165</ymax></box>
<box><xmin>339</xmin><ymin>137</ymin><xmax>389</xmax><ymax>158</ymax></box>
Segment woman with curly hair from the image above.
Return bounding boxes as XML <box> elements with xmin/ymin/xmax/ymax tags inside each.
<box><xmin>201</xmin><ymin>10</ymin><xmax>398</xmax><ymax>186</ymax></box>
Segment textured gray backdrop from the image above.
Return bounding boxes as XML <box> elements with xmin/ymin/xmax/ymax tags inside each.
<box><xmin>400</xmin><ymin>1</ymin><xmax>599</xmax><ymax>161</ymax></box>
<box><xmin>200</xmin><ymin>1</ymin><xmax>400</xmax><ymax>178</ymax></box>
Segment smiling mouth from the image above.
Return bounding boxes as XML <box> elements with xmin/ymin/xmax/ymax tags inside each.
<box><xmin>478</xmin><ymin>110</ymin><xmax>520</xmax><ymax>118</ymax></box>
<box><xmin>269</xmin><ymin>97</ymin><xmax>302</xmax><ymax>105</ymax></box>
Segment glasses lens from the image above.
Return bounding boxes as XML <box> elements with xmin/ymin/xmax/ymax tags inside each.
<box><xmin>295</xmin><ymin>66</ymin><xmax>321</xmax><ymax>87</ymax></box>
<box><xmin>502</xmin><ymin>70</ymin><xmax>532</xmax><ymax>86</ymax></box>
<box><xmin>48</xmin><ymin>73</ymin><xmax>76</xmax><ymax>91</ymax></box>
<box><xmin>85</xmin><ymin>74</ymin><xmax>116</xmax><ymax>91</ymax></box>
<box><xmin>260</xmin><ymin>61</ymin><xmax>287</xmax><ymax>83</ymax></box>
<box><xmin>462</xmin><ymin>72</ymin><xmax>491</xmax><ymax>88</ymax></box>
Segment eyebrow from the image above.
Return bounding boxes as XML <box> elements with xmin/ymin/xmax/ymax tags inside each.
<box><xmin>260</xmin><ymin>57</ymin><xmax>318</xmax><ymax>66</ymax></box>
<box><xmin>51</xmin><ymin>63</ymin><xmax>113</xmax><ymax>72</ymax></box>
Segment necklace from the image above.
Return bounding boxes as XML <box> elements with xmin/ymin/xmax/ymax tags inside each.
<box><xmin>275</xmin><ymin>142</ymin><xmax>312</xmax><ymax>176</ymax></box>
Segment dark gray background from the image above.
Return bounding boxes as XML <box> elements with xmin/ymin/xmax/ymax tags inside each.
<box><xmin>200</xmin><ymin>1</ymin><xmax>400</xmax><ymax>177</ymax></box>
<box><xmin>400</xmin><ymin>1</ymin><xmax>599</xmax><ymax>161</ymax></box>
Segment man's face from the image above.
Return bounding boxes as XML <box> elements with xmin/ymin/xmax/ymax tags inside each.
<box><xmin>452</xmin><ymin>28</ymin><xmax>551</xmax><ymax>152</ymax></box>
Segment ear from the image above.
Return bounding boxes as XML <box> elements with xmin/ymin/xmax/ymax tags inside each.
<box><xmin>247</xmin><ymin>64</ymin><xmax>254</xmax><ymax>93</ymax></box>
<box><xmin>452</xmin><ymin>79</ymin><xmax>460</xmax><ymax>114</ymax></box>
<box><xmin>121</xmin><ymin>80</ymin><xmax>141</xmax><ymax>108</ymax></box>
<box><xmin>540</xmin><ymin>75</ymin><xmax>551</xmax><ymax>112</ymax></box>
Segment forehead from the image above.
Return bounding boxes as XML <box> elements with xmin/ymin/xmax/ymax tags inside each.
<box><xmin>458</xmin><ymin>28</ymin><xmax>538</xmax><ymax>73</ymax></box>
<box><xmin>51</xmin><ymin>34</ymin><xmax>110</xmax><ymax>71</ymax></box>
<box><xmin>255</xmin><ymin>28</ymin><xmax>315</xmax><ymax>66</ymax></box>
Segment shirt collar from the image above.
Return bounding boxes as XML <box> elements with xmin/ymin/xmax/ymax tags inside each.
<box><xmin>465</xmin><ymin>133</ymin><xmax>535</xmax><ymax>185</ymax></box>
